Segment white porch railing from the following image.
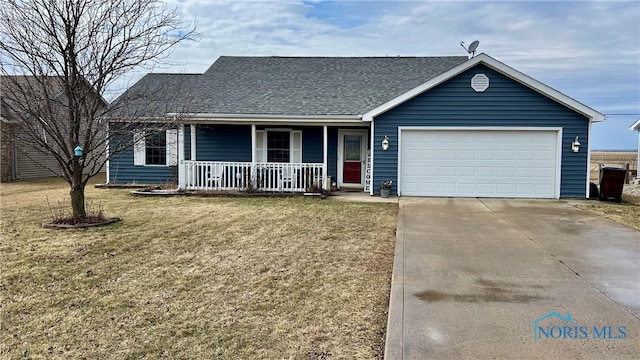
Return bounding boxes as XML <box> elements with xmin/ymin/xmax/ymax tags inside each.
<box><xmin>181</xmin><ymin>161</ymin><xmax>325</xmax><ymax>192</ymax></box>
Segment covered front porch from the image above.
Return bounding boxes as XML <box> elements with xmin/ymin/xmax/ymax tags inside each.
<box><xmin>181</xmin><ymin>161</ymin><xmax>325</xmax><ymax>192</ymax></box>
<box><xmin>175</xmin><ymin>120</ymin><xmax>371</xmax><ymax>193</ymax></box>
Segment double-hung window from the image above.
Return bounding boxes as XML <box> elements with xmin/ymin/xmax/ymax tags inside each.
<box><xmin>267</xmin><ymin>131</ymin><xmax>291</xmax><ymax>162</ymax></box>
<box><xmin>255</xmin><ymin>129</ymin><xmax>302</xmax><ymax>163</ymax></box>
<box><xmin>133</xmin><ymin>129</ymin><xmax>177</xmax><ymax>166</ymax></box>
<box><xmin>145</xmin><ymin>132</ymin><xmax>167</xmax><ymax>165</ymax></box>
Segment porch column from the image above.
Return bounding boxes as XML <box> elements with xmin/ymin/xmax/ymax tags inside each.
<box><xmin>178</xmin><ymin>124</ymin><xmax>185</xmax><ymax>190</ymax></box>
<box><xmin>323</xmin><ymin>125</ymin><xmax>328</xmax><ymax>190</ymax></box>
<box><xmin>190</xmin><ymin>124</ymin><xmax>197</xmax><ymax>160</ymax></box>
<box><xmin>251</xmin><ymin>124</ymin><xmax>256</xmax><ymax>183</ymax></box>
<box><xmin>105</xmin><ymin>125</ymin><xmax>110</xmax><ymax>183</ymax></box>
<box><xmin>369</xmin><ymin>123</ymin><xmax>375</xmax><ymax>195</ymax></box>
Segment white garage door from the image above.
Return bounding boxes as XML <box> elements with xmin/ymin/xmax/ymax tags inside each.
<box><xmin>400</xmin><ymin>130</ymin><xmax>559</xmax><ymax>198</ymax></box>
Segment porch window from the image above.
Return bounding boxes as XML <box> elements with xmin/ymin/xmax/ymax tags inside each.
<box><xmin>267</xmin><ymin>131</ymin><xmax>290</xmax><ymax>162</ymax></box>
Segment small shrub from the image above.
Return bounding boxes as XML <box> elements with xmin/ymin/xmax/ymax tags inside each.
<box><xmin>46</xmin><ymin>196</ymin><xmax>109</xmax><ymax>225</ymax></box>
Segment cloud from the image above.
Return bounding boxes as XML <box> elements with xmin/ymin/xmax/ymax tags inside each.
<box><xmin>110</xmin><ymin>0</ymin><xmax>639</xmax><ymax>149</ymax></box>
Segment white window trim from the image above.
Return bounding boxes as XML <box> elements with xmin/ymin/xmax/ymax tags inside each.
<box><xmin>133</xmin><ymin>129</ymin><xmax>178</xmax><ymax>167</ymax></box>
<box><xmin>133</xmin><ymin>130</ymin><xmax>145</xmax><ymax>166</ymax></box>
<box><xmin>256</xmin><ymin>128</ymin><xmax>303</xmax><ymax>163</ymax></box>
<box><xmin>166</xmin><ymin>129</ymin><xmax>178</xmax><ymax>166</ymax></box>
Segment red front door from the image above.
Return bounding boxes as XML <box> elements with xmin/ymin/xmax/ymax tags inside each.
<box><xmin>343</xmin><ymin>134</ymin><xmax>362</xmax><ymax>183</ymax></box>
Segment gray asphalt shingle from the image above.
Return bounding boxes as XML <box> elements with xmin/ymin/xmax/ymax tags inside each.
<box><xmin>107</xmin><ymin>56</ymin><xmax>468</xmax><ymax>118</ymax></box>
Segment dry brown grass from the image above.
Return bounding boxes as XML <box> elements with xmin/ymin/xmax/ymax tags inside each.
<box><xmin>590</xmin><ymin>151</ymin><xmax>637</xmax><ymax>181</ymax></box>
<box><xmin>575</xmin><ymin>194</ymin><xmax>640</xmax><ymax>231</ymax></box>
<box><xmin>0</xmin><ymin>176</ymin><xmax>397</xmax><ymax>359</ymax></box>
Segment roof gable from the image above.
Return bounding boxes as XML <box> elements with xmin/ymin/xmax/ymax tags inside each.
<box><xmin>363</xmin><ymin>53</ymin><xmax>605</xmax><ymax>122</ymax></box>
<box><xmin>630</xmin><ymin>118</ymin><xmax>640</xmax><ymax>131</ymax></box>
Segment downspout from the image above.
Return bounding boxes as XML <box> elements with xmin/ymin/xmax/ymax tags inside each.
<box><xmin>586</xmin><ymin>121</ymin><xmax>592</xmax><ymax>198</ymax></box>
<box><xmin>11</xmin><ymin>128</ymin><xmax>17</xmax><ymax>180</ymax></box>
<box><xmin>637</xmin><ymin>131</ymin><xmax>640</xmax><ymax>177</ymax></box>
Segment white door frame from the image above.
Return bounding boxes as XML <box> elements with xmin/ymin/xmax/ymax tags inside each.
<box><xmin>337</xmin><ymin>129</ymin><xmax>368</xmax><ymax>187</ymax></box>
<box><xmin>397</xmin><ymin>126</ymin><xmax>563</xmax><ymax>198</ymax></box>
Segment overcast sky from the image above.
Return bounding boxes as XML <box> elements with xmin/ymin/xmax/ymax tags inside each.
<box><xmin>114</xmin><ymin>0</ymin><xmax>640</xmax><ymax>150</ymax></box>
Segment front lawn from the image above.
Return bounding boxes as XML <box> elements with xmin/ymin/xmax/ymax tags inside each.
<box><xmin>0</xmin><ymin>177</ymin><xmax>397</xmax><ymax>359</ymax></box>
<box><xmin>574</xmin><ymin>193</ymin><xmax>640</xmax><ymax>231</ymax></box>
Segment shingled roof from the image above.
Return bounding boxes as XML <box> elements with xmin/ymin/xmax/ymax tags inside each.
<box><xmin>107</xmin><ymin>56</ymin><xmax>469</xmax><ymax>119</ymax></box>
<box><xmin>1</xmin><ymin>76</ymin><xmax>66</xmax><ymax>122</ymax></box>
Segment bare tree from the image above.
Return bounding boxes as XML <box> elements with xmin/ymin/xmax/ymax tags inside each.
<box><xmin>0</xmin><ymin>0</ymin><xmax>195</xmax><ymax>220</ymax></box>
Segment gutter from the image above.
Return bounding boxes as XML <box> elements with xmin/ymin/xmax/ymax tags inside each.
<box><xmin>163</xmin><ymin>113</ymin><xmax>366</xmax><ymax>126</ymax></box>
<box><xmin>104</xmin><ymin>113</ymin><xmax>366</xmax><ymax>126</ymax></box>
<box><xmin>165</xmin><ymin>113</ymin><xmax>363</xmax><ymax>121</ymax></box>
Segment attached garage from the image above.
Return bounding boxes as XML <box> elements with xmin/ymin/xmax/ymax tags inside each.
<box><xmin>365</xmin><ymin>54</ymin><xmax>606</xmax><ymax>199</ymax></box>
<box><xmin>399</xmin><ymin>128</ymin><xmax>560</xmax><ymax>198</ymax></box>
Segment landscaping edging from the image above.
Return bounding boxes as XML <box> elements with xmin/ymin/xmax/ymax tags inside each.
<box><xmin>42</xmin><ymin>217</ymin><xmax>121</xmax><ymax>229</ymax></box>
<box><xmin>95</xmin><ymin>183</ymin><xmax>160</xmax><ymax>189</ymax></box>
<box><xmin>129</xmin><ymin>189</ymin><xmax>324</xmax><ymax>198</ymax></box>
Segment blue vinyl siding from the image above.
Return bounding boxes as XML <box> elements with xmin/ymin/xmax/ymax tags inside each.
<box><xmin>108</xmin><ymin>129</ymin><xmax>176</xmax><ymax>184</ymax></box>
<box><xmin>108</xmin><ymin>125</ymin><xmax>189</xmax><ymax>184</ymax></box>
<box><xmin>254</xmin><ymin>126</ymin><xmax>325</xmax><ymax>163</ymax></box>
<box><xmin>196</xmin><ymin>125</ymin><xmax>252</xmax><ymax>161</ymax></box>
<box><xmin>184</xmin><ymin>125</ymin><xmax>191</xmax><ymax>160</ymax></box>
<box><xmin>327</xmin><ymin>127</ymin><xmax>338</xmax><ymax>181</ymax></box>
<box><xmin>108</xmin><ymin>123</ymin><xmax>365</xmax><ymax>185</ymax></box>
<box><xmin>302</xmin><ymin>126</ymin><xmax>323</xmax><ymax>163</ymax></box>
<box><xmin>373</xmin><ymin>64</ymin><xmax>590</xmax><ymax>198</ymax></box>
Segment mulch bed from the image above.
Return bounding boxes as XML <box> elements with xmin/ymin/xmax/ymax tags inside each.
<box><xmin>42</xmin><ymin>217</ymin><xmax>121</xmax><ymax>229</ymax></box>
<box><xmin>129</xmin><ymin>188</ymin><xmax>327</xmax><ymax>198</ymax></box>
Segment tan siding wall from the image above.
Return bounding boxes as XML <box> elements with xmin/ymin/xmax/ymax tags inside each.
<box><xmin>14</xmin><ymin>141</ymin><xmax>59</xmax><ymax>179</ymax></box>
<box><xmin>1</xmin><ymin>121</ymin><xmax>13</xmax><ymax>182</ymax></box>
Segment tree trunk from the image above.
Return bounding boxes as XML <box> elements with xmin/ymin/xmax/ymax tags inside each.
<box><xmin>70</xmin><ymin>158</ymin><xmax>86</xmax><ymax>220</ymax></box>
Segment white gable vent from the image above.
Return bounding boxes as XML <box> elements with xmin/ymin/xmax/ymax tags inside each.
<box><xmin>471</xmin><ymin>73</ymin><xmax>489</xmax><ymax>92</ymax></box>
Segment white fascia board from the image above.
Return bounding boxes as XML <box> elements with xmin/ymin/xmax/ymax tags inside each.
<box><xmin>165</xmin><ymin>114</ymin><xmax>370</xmax><ymax>128</ymax></box>
<box><xmin>166</xmin><ymin>113</ymin><xmax>362</xmax><ymax>122</ymax></box>
<box><xmin>363</xmin><ymin>53</ymin><xmax>606</xmax><ymax>123</ymax></box>
<box><xmin>629</xmin><ymin>118</ymin><xmax>640</xmax><ymax>131</ymax></box>
<box><xmin>108</xmin><ymin>114</ymin><xmax>363</xmax><ymax>125</ymax></box>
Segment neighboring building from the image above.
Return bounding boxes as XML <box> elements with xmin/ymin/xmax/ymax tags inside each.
<box><xmin>0</xmin><ymin>118</ymin><xmax>14</xmax><ymax>182</ymax></box>
<box><xmin>630</xmin><ymin>118</ymin><xmax>640</xmax><ymax>177</ymax></box>
<box><xmin>105</xmin><ymin>54</ymin><xmax>605</xmax><ymax>198</ymax></box>
<box><xmin>0</xmin><ymin>76</ymin><xmax>108</xmax><ymax>182</ymax></box>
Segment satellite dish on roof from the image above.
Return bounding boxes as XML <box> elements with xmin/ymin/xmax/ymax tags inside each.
<box><xmin>460</xmin><ymin>40</ymin><xmax>480</xmax><ymax>58</ymax></box>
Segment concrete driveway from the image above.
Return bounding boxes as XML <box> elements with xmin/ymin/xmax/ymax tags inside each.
<box><xmin>385</xmin><ymin>198</ymin><xmax>639</xmax><ymax>359</ymax></box>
